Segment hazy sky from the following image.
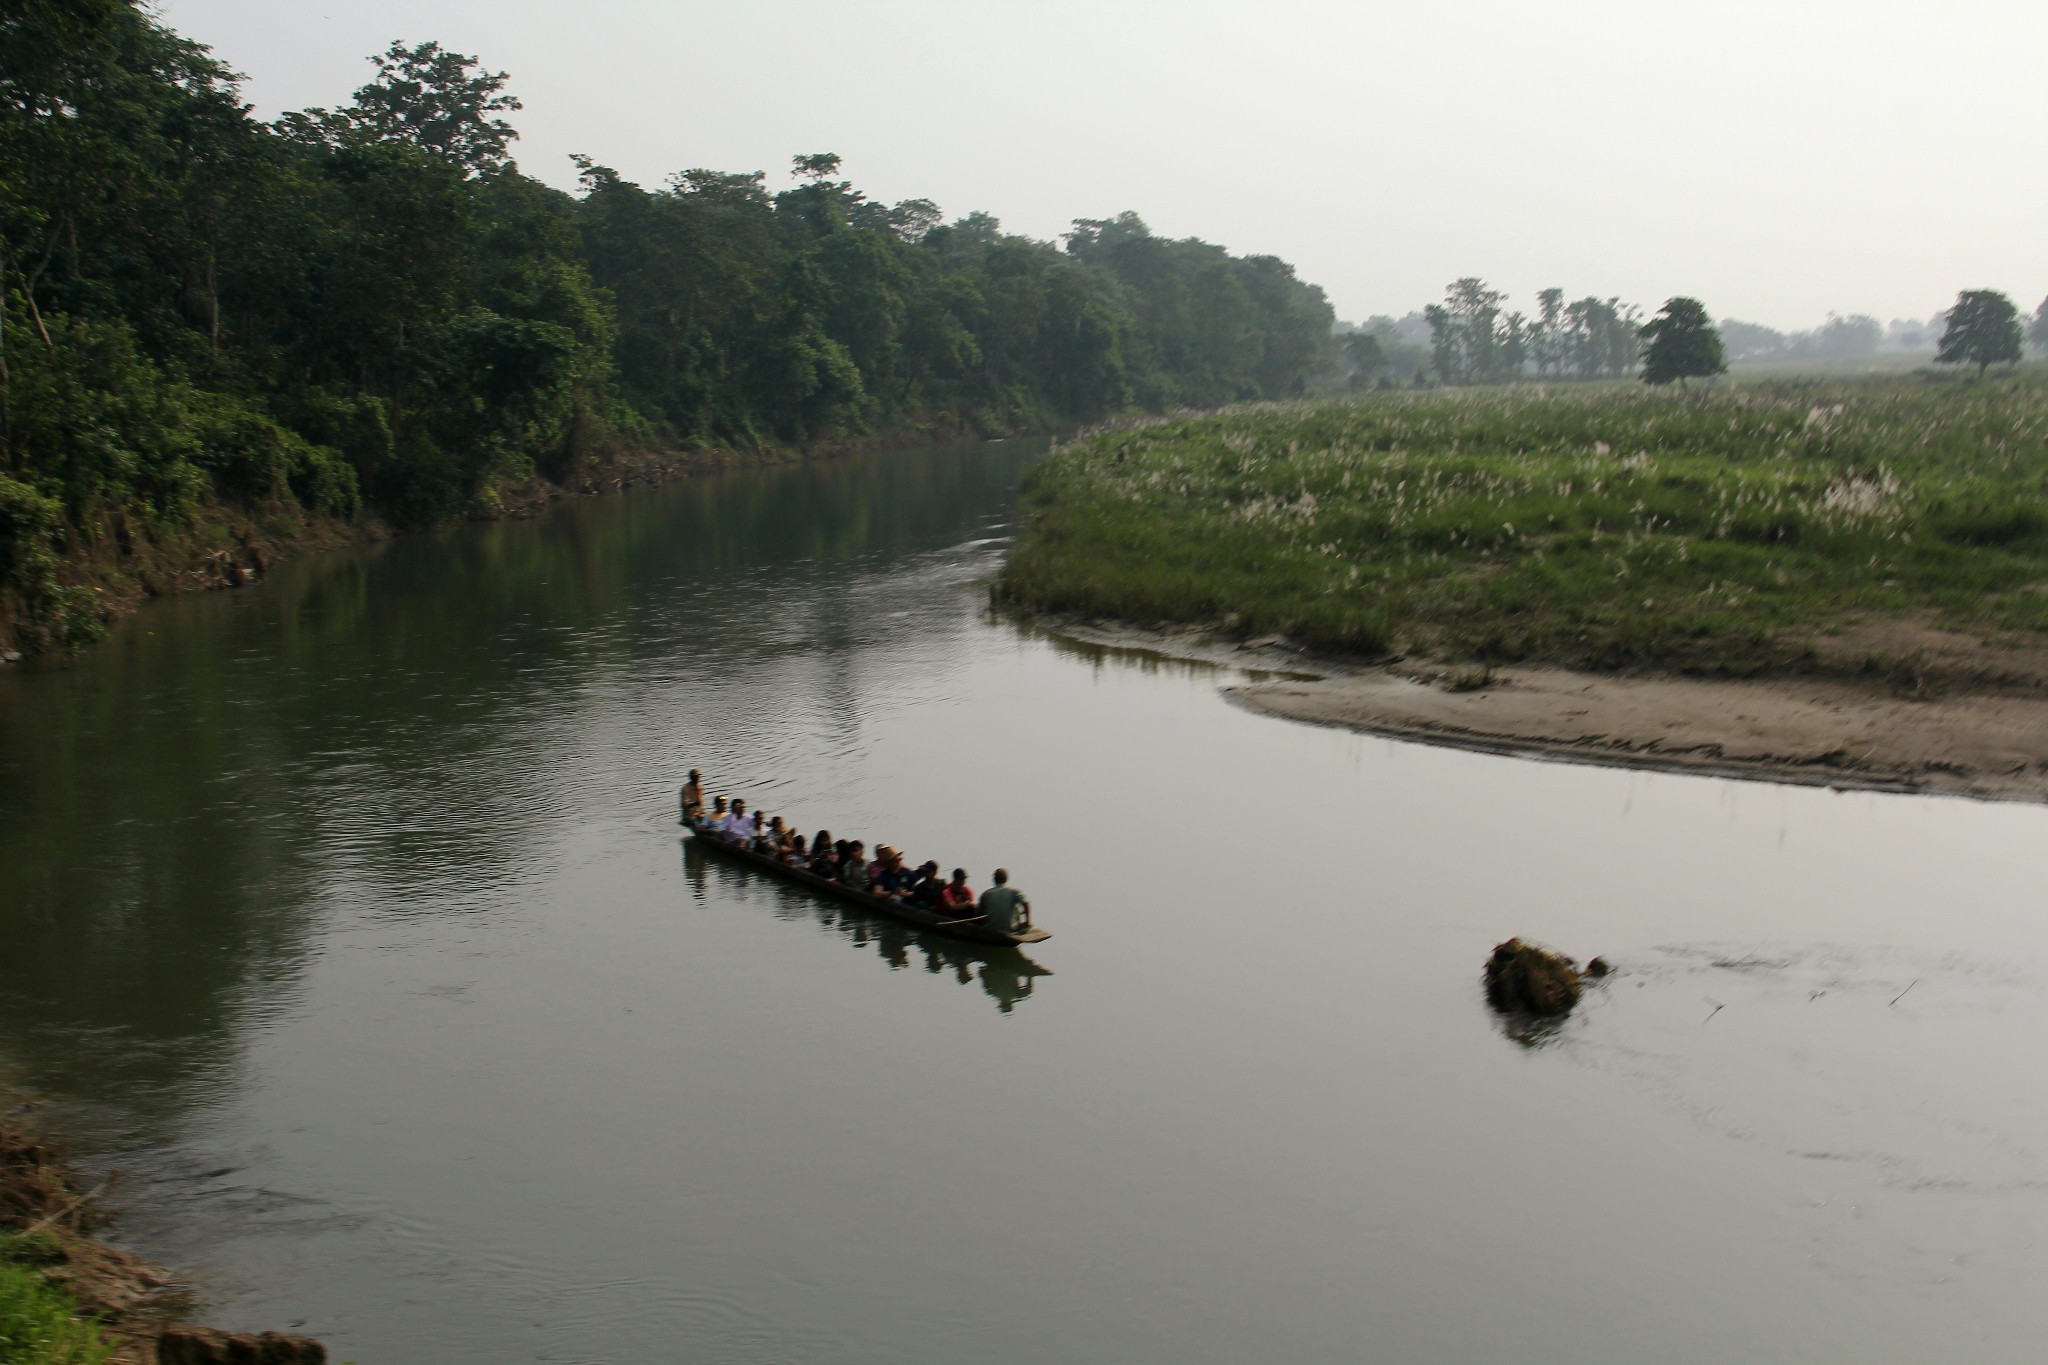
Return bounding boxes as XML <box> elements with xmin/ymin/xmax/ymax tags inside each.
<box><xmin>156</xmin><ymin>0</ymin><xmax>2047</xmax><ymax>332</ymax></box>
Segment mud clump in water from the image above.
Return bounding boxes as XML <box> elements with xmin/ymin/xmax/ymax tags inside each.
<box><xmin>159</xmin><ymin>1325</ymin><xmax>327</xmax><ymax>1363</ymax></box>
<box><xmin>1484</xmin><ymin>938</ymin><xmax>1585</xmax><ymax>1016</ymax></box>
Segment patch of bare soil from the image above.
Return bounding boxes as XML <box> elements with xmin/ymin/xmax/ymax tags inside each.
<box><xmin>1043</xmin><ymin>619</ymin><xmax>2048</xmax><ymax>803</ymax></box>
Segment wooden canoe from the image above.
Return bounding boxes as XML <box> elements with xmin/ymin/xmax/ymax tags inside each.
<box><xmin>682</xmin><ymin>820</ymin><xmax>1052</xmax><ymax>946</ymax></box>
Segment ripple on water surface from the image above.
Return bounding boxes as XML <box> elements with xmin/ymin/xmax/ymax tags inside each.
<box><xmin>4</xmin><ymin>441</ymin><xmax>2048</xmax><ymax>1363</ymax></box>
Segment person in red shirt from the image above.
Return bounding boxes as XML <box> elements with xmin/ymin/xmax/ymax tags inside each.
<box><xmin>938</xmin><ymin>868</ymin><xmax>977</xmax><ymax>918</ymax></box>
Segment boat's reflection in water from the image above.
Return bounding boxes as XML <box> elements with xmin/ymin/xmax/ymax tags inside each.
<box><xmin>681</xmin><ymin>838</ymin><xmax>1051</xmax><ymax>1013</ymax></box>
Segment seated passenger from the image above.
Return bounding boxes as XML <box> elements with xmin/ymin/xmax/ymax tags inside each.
<box><xmin>938</xmin><ymin>868</ymin><xmax>977</xmax><ymax>917</ymax></box>
<box><xmin>764</xmin><ymin>815</ymin><xmax>788</xmax><ymax>853</ymax></box>
<box><xmin>806</xmin><ymin>832</ymin><xmax>837</xmax><ymax>878</ymax></box>
<box><xmin>977</xmin><ymin>868</ymin><xmax>1032</xmax><ymax>933</ymax></box>
<box><xmin>840</xmin><ymin>842</ymin><xmax>871</xmax><ymax>891</ymax></box>
<box><xmin>908</xmin><ymin>861</ymin><xmax>945</xmax><ymax>909</ymax></box>
<box><xmin>703</xmin><ymin>796</ymin><xmax>730</xmax><ymax>834</ymax></box>
<box><xmin>873</xmin><ymin>849</ymin><xmax>913</xmax><ymax>900</ymax></box>
<box><xmin>783</xmin><ymin>833</ymin><xmax>809</xmax><ymax>866</ymax></box>
<box><xmin>725</xmin><ymin>799</ymin><xmax>751</xmax><ymax>843</ymax></box>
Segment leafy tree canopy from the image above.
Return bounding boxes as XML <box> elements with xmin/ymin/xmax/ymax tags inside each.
<box><xmin>1937</xmin><ymin>290</ymin><xmax>2024</xmax><ymax>378</ymax></box>
<box><xmin>1640</xmin><ymin>297</ymin><xmax>1726</xmax><ymax>389</ymax></box>
<box><xmin>280</xmin><ymin>40</ymin><xmax>522</xmax><ymax>176</ymax></box>
<box><xmin>1</xmin><ymin>0</ymin><xmax>1339</xmax><ymax>644</ymax></box>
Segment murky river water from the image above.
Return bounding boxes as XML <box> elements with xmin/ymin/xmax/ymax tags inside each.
<box><xmin>4</xmin><ymin>440</ymin><xmax>2048</xmax><ymax>1363</ymax></box>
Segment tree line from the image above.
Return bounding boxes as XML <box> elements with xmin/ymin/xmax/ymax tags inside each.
<box><xmin>1337</xmin><ymin>278</ymin><xmax>2043</xmax><ymax>390</ymax></box>
<box><xmin>1338</xmin><ymin>282</ymin><xmax>1659</xmax><ymax>389</ymax></box>
<box><xmin>0</xmin><ymin>1</ymin><xmax>1335</xmax><ymax>644</ymax></box>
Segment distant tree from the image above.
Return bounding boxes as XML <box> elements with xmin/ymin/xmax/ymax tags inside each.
<box><xmin>1342</xmin><ymin>331</ymin><xmax>1386</xmax><ymax>389</ymax></box>
<box><xmin>281</xmin><ymin>41</ymin><xmax>523</xmax><ymax>176</ymax></box>
<box><xmin>1639</xmin><ymin>297</ymin><xmax>1726</xmax><ymax>389</ymax></box>
<box><xmin>952</xmin><ymin>210</ymin><xmax>1002</xmax><ymax>242</ymax></box>
<box><xmin>1062</xmin><ymin>211</ymin><xmax>1152</xmax><ymax>255</ymax></box>
<box><xmin>1499</xmin><ymin>310</ymin><xmax>1528</xmax><ymax>377</ymax></box>
<box><xmin>669</xmin><ymin>168</ymin><xmax>770</xmax><ymax>207</ymax></box>
<box><xmin>1422</xmin><ymin>303</ymin><xmax>1456</xmax><ymax>382</ymax></box>
<box><xmin>1559</xmin><ymin>296</ymin><xmax>1638</xmax><ymax>379</ymax></box>
<box><xmin>885</xmin><ymin>197</ymin><xmax>942</xmax><ymax>243</ymax></box>
<box><xmin>1530</xmin><ymin>287</ymin><xmax>1565</xmax><ymax>375</ymax></box>
<box><xmin>2030</xmin><ymin>296</ymin><xmax>2048</xmax><ymax>354</ymax></box>
<box><xmin>790</xmin><ymin>152</ymin><xmax>843</xmax><ymax>183</ymax></box>
<box><xmin>1605</xmin><ymin>299</ymin><xmax>1645</xmax><ymax>376</ymax></box>
<box><xmin>1884</xmin><ymin>317</ymin><xmax>1933</xmax><ymax>351</ymax></box>
<box><xmin>1809</xmin><ymin>313</ymin><xmax>1882</xmax><ymax>359</ymax></box>
<box><xmin>1718</xmin><ymin>318</ymin><xmax>1785</xmax><ymax>364</ymax></box>
<box><xmin>1348</xmin><ymin>317</ymin><xmax>1428</xmax><ymax>383</ymax></box>
<box><xmin>1936</xmin><ymin>290</ymin><xmax>2024</xmax><ymax>378</ymax></box>
<box><xmin>1424</xmin><ymin>277</ymin><xmax>1514</xmax><ymax>384</ymax></box>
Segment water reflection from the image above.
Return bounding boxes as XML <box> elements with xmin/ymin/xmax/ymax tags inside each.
<box><xmin>1015</xmin><ymin>618</ymin><xmax>1322</xmax><ymax>684</ymax></box>
<box><xmin>1492</xmin><ymin>1011</ymin><xmax>1573</xmax><ymax>1050</ymax></box>
<box><xmin>13</xmin><ymin>428</ymin><xmax>2048</xmax><ymax>1364</ymax></box>
<box><xmin>0</xmin><ymin>439</ymin><xmax>1048</xmax><ymax>1138</ymax></box>
<box><xmin>680</xmin><ymin>838</ymin><xmax>1051</xmax><ymax>1013</ymax></box>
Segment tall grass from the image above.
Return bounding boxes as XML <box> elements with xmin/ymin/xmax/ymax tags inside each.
<box><xmin>0</xmin><ymin>1237</ymin><xmax>113</xmax><ymax>1365</ymax></box>
<box><xmin>998</xmin><ymin>374</ymin><xmax>2048</xmax><ymax>671</ymax></box>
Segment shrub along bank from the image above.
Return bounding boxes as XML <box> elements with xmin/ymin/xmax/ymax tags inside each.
<box><xmin>997</xmin><ymin>374</ymin><xmax>2048</xmax><ymax>674</ymax></box>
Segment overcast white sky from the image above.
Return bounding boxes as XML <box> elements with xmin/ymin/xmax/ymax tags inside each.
<box><xmin>155</xmin><ymin>0</ymin><xmax>2047</xmax><ymax>332</ymax></box>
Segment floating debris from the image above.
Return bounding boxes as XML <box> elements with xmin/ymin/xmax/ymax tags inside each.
<box><xmin>1483</xmin><ymin>938</ymin><xmax>1591</xmax><ymax>1017</ymax></box>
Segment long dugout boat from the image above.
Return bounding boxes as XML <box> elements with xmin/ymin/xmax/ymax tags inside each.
<box><xmin>682</xmin><ymin>819</ymin><xmax>1053</xmax><ymax>946</ymax></box>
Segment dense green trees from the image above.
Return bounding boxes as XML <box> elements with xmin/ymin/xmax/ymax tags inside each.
<box><xmin>0</xmin><ymin>3</ymin><xmax>1334</xmax><ymax>651</ymax></box>
<box><xmin>1937</xmin><ymin>291</ymin><xmax>2025</xmax><ymax>378</ymax></box>
<box><xmin>1421</xmin><ymin>280</ymin><xmax>1641</xmax><ymax>385</ymax></box>
<box><xmin>1639</xmin><ymin>298</ymin><xmax>1727</xmax><ymax>389</ymax></box>
<box><xmin>1423</xmin><ymin>278</ymin><xmax>1516</xmax><ymax>385</ymax></box>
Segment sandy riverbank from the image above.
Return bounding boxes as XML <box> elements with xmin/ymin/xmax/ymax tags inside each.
<box><xmin>1041</xmin><ymin>621</ymin><xmax>2048</xmax><ymax>804</ymax></box>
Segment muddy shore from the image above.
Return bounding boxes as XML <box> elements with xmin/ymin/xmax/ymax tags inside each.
<box><xmin>1</xmin><ymin>1111</ymin><xmax>325</xmax><ymax>1363</ymax></box>
<box><xmin>1042</xmin><ymin>620</ymin><xmax>2048</xmax><ymax>804</ymax></box>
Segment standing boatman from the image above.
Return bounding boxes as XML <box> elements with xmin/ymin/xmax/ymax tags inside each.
<box><xmin>680</xmin><ymin>770</ymin><xmax>705</xmax><ymax>824</ymax></box>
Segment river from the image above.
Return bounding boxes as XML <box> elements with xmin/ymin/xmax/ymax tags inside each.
<box><xmin>3</xmin><ymin>439</ymin><xmax>2047</xmax><ymax>1363</ymax></box>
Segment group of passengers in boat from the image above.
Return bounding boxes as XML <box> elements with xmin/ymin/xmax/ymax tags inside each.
<box><xmin>679</xmin><ymin>771</ymin><xmax>1033</xmax><ymax>932</ymax></box>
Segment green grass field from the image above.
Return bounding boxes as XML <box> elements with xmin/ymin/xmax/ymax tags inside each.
<box><xmin>0</xmin><ymin>1235</ymin><xmax>112</xmax><ymax>1365</ymax></box>
<box><xmin>997</xmin><ymin>374</ymin><xmax>2048</xmax><ymax>673</ymax></box>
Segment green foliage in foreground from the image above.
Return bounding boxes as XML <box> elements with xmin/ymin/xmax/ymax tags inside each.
<box><xmin>1</xmin><ymin>3</ymin><xmax>1334</xmax><ymax>653</ymax></box>
<box><xmin>999</xmin><ymin>375</ymin><xmax>2048</xmax><ymax>671</ymax></box>
<box><xmin>0</xmin><ymin>1235</ymin><xmax>113</xmax><ymax>1365</ymax></box>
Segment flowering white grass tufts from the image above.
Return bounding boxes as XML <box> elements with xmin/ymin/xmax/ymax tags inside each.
<box><xmin>999</xmin><ymin>374</ymin><xmax>2048</xmax><ymax>669</ymax></box>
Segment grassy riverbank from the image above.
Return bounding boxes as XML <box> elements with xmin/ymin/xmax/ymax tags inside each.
<box><xmin>999</xmin><ymin>375</ymin><xmax>2048</xmax><ymax>676</ymax></box>
<box><xmin>0</xmin><ymin>1243</ymin><xmax>113</xmax><ymax>1365</ymax></box>
<box><xmin>0</xmin><ymin>1115</ymin><xmax>330</xmax><ymax>1363</ymax></box>
<box><xmin>1</xmin><ymin>1124</ymin><xmax>131</xmax><ymax>1365</ymax></box>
